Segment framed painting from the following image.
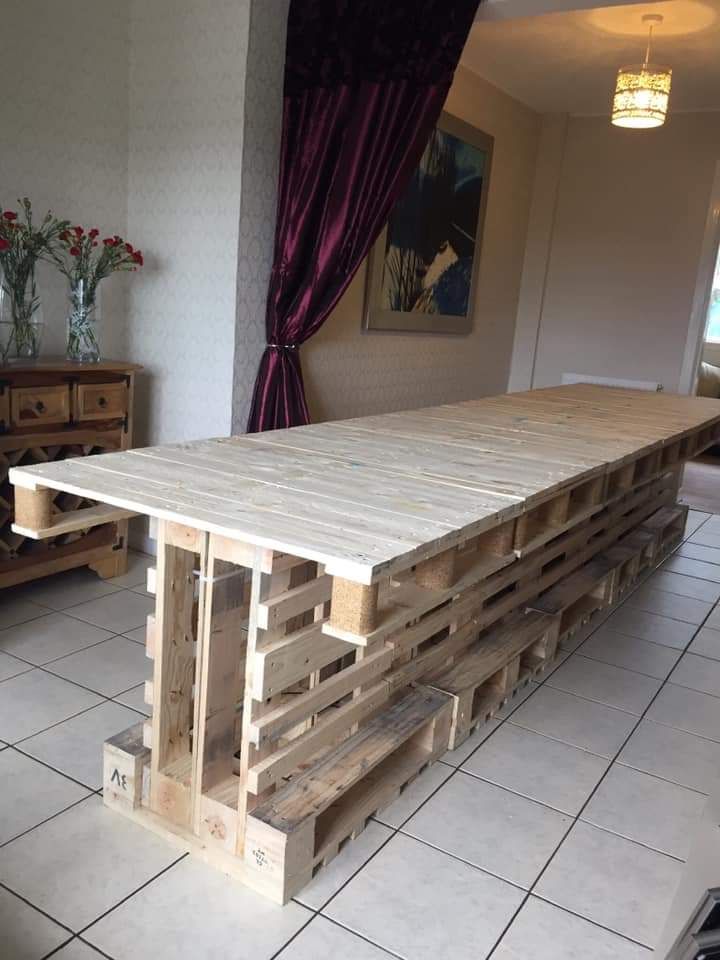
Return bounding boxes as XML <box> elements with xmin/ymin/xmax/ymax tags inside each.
<box><xmin>363</xmin><ymin>112</ymin><xmax>493</xmax><ymax>335</ymax></box>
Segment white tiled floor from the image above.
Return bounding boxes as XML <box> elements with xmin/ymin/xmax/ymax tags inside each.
<box><xmin>1</xmin><ymin>519</ymin><xmax>718</xmax><ymax>959</ymax></box>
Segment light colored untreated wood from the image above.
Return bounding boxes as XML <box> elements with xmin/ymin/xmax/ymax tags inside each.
<box><xmin>329</xmin><ymin>578</ymin><xmax>379</xmax><ymax>635</ymax></box>
<box><xmin>415</xmin><ymin>548</ymin><xmax>456</xmax><ymax>589</ymax></box>
<box><xmin>13</xmin><ymin>502</ymin><xmax>136</xmax><ymax>539</ymax></box>
<box><xmin>13</xmin><ymin>485</ymin><xmax>52</xmax><ymax>530</ymax></box>
<box><xmin>10</xmin><ymin>385</ymin><xmax>720</xmax><ymax>584</ymax></box>
<box><xmin>149</xmin><ymin>522</ymin><xmax>197</xmax><ymax>825</ymax></box>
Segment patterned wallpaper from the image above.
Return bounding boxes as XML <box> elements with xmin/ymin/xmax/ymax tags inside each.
<box><xmin>0</xmin><ymin>1</ymin><xmax>129</xmax><ymax>359</ymax></box>
<box><xmin>231</xmin><ymin>0</ymin><xmax>290</xmax><ymax>434</ymax></box>
<box><xmin>3</xmin><ymin>4</ymin><xmax>534</xmax><ymax>448</ymax></box>
<box><xmin>303</xmin><ymin>67</ymin><xmax>541</xmax><ymax>422</ymax></box>
<box><xmin>126</xmin><ymin>0</ymin><xmax>251</xmax><ymax>445</ymax></box>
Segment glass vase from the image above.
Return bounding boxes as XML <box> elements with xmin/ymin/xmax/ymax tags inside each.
<box><xmin>0</xmin><ymin>266</ymin><xmax>44</xmax><ymax>362</ymax></box>
<box><xmin>66</xmin><ymin>279</ymin><xmax>100</xmax><ymax>363</ymax></box>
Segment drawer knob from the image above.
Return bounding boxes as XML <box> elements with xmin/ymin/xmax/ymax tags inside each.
<box><xmin>35</xmin><ymin>401</ymin><xmax>46</xmax><ymax>414</ymax></box>
<box><xmin>98</xmin><ymin>396</ymin><xmax>108</xmax><ymax>408</ymax></box>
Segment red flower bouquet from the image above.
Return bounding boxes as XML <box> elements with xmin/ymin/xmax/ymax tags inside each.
<box><xmin>0</xmin><ymin>199</ymin><xmax>69</xmax><ymax>361</ymax></box>
<box><xmin>53</xmin><ymin>227</ymin><xmax>144</xmax><ymax>362</ymax></box>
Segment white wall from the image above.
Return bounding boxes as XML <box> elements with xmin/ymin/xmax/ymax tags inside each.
<box><xmin>126</xmin><ymin>0</ymin><xmax>251</xmax><ymax>445</ymax></box>
<box><xmin>303</xmin><ymin>66</ymin><xmax>541</xmax><ymax>422</ymax></box>
<box><xmin>510</xmin><ymin>111</ymin><xmax>720</xmax><ymax>393</ymax></box>
<box><xmin>0</xmin><ymin>0</ymin><xmax>129</xmax><ymax>358</ymax></box>
<box><xmin>231</xmin><ymin>0</ymin><xmax>290</xmax><ymax>434</ymax></box>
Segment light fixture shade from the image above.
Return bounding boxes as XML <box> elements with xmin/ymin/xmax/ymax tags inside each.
<box><xmin>612</xmin><ymin>64</ymin><xmax>672</xmax><ymax>128</ymax></box>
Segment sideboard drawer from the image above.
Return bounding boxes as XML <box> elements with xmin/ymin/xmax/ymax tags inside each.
<box><xmin>10</xmin><ymin>385</ymin><xmax>71</xmax><ymax>427</ymax></box>
<box><xmin>76</xmin><ymin>381</ymin><xmax>128</xmax><ymax>421</ymax></box>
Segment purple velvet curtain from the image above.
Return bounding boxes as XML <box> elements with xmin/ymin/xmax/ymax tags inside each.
<box><xmin>246</xmin><ymin>0</ymin><xmax>481</xmax><ymax>433</ymax></box>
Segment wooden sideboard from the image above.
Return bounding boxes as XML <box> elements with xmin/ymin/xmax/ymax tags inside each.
<box><xmin>0</xmin><ymin>359</ymin><xmax>141</xmax><ymax>589</ymax></box>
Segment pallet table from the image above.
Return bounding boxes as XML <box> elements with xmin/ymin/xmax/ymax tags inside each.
<box><xmin>8</xmin><ymin>384</ymin><xmax>720</xmax><ymax>903</ymax></box>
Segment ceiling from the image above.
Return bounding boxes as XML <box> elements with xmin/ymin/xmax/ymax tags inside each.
<box><xmin>461</xmin><ymin>0</ymin><xmax>720</xmax><ymax>114</ymax></box>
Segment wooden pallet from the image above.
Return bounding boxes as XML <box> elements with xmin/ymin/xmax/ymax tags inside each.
<box><xmin>526</xmin><ymin>554</ymin><xmax>616</xmax><ymax>644</ymax></box>
<box><xmin>427</xmin><ymin>611</ymin><xmax>558</xmax><ymax>750</ymax></box>
<box><xmin>243</xmin><ymin>685</ymin><xmax>451</xmax><ymax>902</ymax></box>
<box><xmin>640</xmin><ymin>503</ymin><xmax>688</xmax><ymax>561</ymax></box>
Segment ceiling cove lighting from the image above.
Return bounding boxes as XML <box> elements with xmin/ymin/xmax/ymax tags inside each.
<box><xmin>611</xmin><ymin>14</ymin><xmax>672</xmax><ymax>129</ymax></box>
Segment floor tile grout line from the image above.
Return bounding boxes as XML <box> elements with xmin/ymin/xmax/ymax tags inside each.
<box><xmin>456</xmin><ymin>766</ymin><xmax>604</xmax><ymax>817</ymax></box>
<box><xmin>641</xmin><ymin>713</ymin><xmax>720</xmax><ymax>745</ymax></box>
<box><xmin>43</xmin><ymin>604</ymin><xmax>150</xmax><ymax>637</ymax></box>
<box><xmin>0</xmin><ymin>791</ymin><xmax>95</xmax><ymax>851</ymax></box>
<box><xmin>659</xmin><ymin>565</ymin><xmax>720</xmax><ymax>585</ymax></box>
<box><xmin>390</xmin><ymin>826</ymin><xmax>539</xmax><ymax>893</ymax></box>
<box><xmin>614</xmin><ymin>756</ymin><xmax>712</xmax><ymax>796</ymax></box>
<box><xmin>74</xmin><ymin>934</ymin><xmax>118</xmax><ymax>960</ymax></box>
<box><xmin>0</xmin><ymin>624</ymin><xmax>139</xmax><ymax>673</ymax></box>
<box><xmin>0</xmin><ymin>880</ymin><xmax>76</xmax><ymax>938</ymax></box>
<box><xmin>529</xmin><ymin>893</ymin><xmax>656</xmax><ymax>951</ymax></box>
<box><xmin>513</xmin><ymin>681</ymin><xmax>646</xmax><ymax>719</ymax></box>
<box><xmin>558</xmin><ymin>648</ymin><xmax>681</xmax><ymax>682</ymax></box>
<box><xmin>6</xmin><ymin>742</ymin><xmax>102</xmax><ymax>794</ymax></box>
<box><xmin>39</xmin><ymin>935</ymin><xmax>114</xmax><ymax>960</ymax></box>
<box><xmin>0</xmin><ymin>604</ymin><xmax>58</xmax><ymax>633</ymax></box>
<box><xmin>576</xmin><ymin>649</ymin><xmax>679</xmax><ymax>682</ymax></box>
<box><xmin>293</xmin><ymin>820</ymin><xmax>404</xmax><ymax>918</ymax></box>
<box><xmin>620</xmin><ymin>600</ymin><xmax>714</xmax><ymax>628</ymax></box>
<box><xmin>484</xmin><ymin>562</ymin><xmax>712</xmax><ymax>958</ymax></box>
<box><xmin>574</xmin><ymin>817</ymin><xmax>687</xmax><ymax>862</ymax></box>
<box><xmin>314</xmin><ymin>815</ymin><xmax>659</xmax><ymax>958</ymax></box>
<box><xmin>1</xmin><ymin>581</ymin><xmax>146</xmax><ymax>623</ymax></box>
<box><xmin>8</xmin><ymin>697</ymin><xmax>138</xmax><ymax>750</ymax></box>
<box><xmin>572</xmin><ymin>622</ymin><xmax>693</xmax><ymax>654</ymax></box>
<box><xmin>34</xmin><ymin>660</ymin><xmax>149</xmax><ymax>703</ymax></box>
<box><xmin>38</xmin><ymin>933</ymin><xmax>77</xmax><ymax>960</ymax></box>
<box><xmin>1</xmin><ymin>651</ymin><xmax>150</xmax><ymax>710</ymax></box>
<box><xmin>477</xmin><ymin>538</ymin><xmax>712</xmax><ymax>957</ymax></box>
<box><xmin>75</xmin><ymin>853</ymin><xmax>189</xmax><ymax>940</ymax></box>
<box><xmin>675</xmin><ymin>549</ymin><xmax>720</xmax><ymax>568</ymax></box>
<box><xmin>305</xmin><ymin>913</ymin><xmax>408</xmax><ymax>960</ymax></box>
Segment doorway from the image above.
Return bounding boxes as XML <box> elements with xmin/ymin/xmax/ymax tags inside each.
<box><xmin>681</xmin><ymin>180</ymin><xmax>720</xmax><ymax>513</ymax></box>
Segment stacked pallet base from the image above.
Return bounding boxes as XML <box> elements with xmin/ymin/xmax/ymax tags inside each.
<box><xmin>10</xmin><ymin>385</ymin><xmax>716</xmax><ymax>904</ymax></box>
<box><xmin>103</xmin><ymin>484</ymin><xmax>687</xmax><ymax>904</ymax></box>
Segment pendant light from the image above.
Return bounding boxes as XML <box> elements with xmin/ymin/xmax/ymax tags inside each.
<box><xmin>611</xmin><ymin>14</ymin><xmax>672</xmax><ymax>129</ymax></box>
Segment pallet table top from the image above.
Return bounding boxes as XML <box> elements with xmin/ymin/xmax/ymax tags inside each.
<box><xmin>9</xmin><ymin>384</ymin><xmax>720</xmax><ymax>583</ymax></box>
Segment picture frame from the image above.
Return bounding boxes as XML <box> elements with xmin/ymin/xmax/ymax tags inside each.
<box><xmin>363</xmin><ymin>111</ymin><xmax>494</xmax><ymax>335</ymax></box>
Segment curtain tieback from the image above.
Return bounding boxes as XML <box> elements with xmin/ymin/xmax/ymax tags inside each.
<box><xmin>268</xmin><ymin>343</ymin><xmax>298</xmax><ymax>350</ymax></box>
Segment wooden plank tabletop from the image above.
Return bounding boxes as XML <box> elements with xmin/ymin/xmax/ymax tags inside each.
<box><xmin>9</xmin><ymin>385</ymin><xmax>720</xmax><ymax>583</ymax></box>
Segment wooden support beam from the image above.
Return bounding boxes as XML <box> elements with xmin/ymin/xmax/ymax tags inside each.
<box><xmin>191</xmin><ymin>537</ymin><xmax>248</xmax><ymax>835</ymax></box>
<box><xmin>149</xmin><ymin>521</ymin><xmax>197</xmax><ymax>825</ymax></box>
<box><xmin>328</xmin><ymin>578</ymin><xmax>379</xmax><ymax>636</ymax></box>
<box><xmin>235</xmin><ymin>548</ymin><xmax>289</xmax><ymax>856</ymax></box>
<box><xmin>13</xmin><ymin>485</ymin><xmax>52</xmax><ymax>530</ymax></box>
<box><xmin>415</xmin><ymin>548</ymin><xmax>457</xmax><ymax>590</ymax></box>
